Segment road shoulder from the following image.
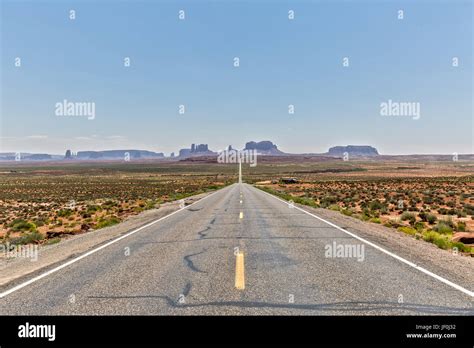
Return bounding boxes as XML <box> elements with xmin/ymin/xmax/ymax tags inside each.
<box><xmin>297</xmin><ymin>204</ymin><xmax>474</xmax><ymax>292</ymax></box>
<box><xmin>0</xmin><ymin>190</ymin><xmax>215</xmax><ymax>289</ymax></box>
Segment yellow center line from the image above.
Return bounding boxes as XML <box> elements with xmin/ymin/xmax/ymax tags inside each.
<box><xmin>239</xmin><ymin>211</ymin><xmax>243</xmax><ymax>219</ymax></box>
<box><xmin>235</xmin><ymin>252</ymin><xmax>245</xmax><ymax>290</ymax></box>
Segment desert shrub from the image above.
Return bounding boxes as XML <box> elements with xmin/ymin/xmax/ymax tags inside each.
<box><xmin>371</xmin><ymin>210</ymin><xmax>380</xmax><ymax>218</ymax></box>
<box><xmin>423</xmin><ymin>231</ymin><xmax>439</xmax><ymax>243</ymax></box>
<box><xmin>426</xmin><ymin>214</ymin><xmax>437</xmax><ymax>224</ymax></box>
<box><xmin>103</xmin><ymin>200</ymin><xmax>118</xmax><ymax>207</ymax></box>
<box><xmin>400</xmin><ymin>212</ymin><xmax>416</xmax><ymax>225</ymax></box>
<box><xmin>357</xmin><ymin>214</ymin><xmax>370</xmax><ymax>222</ymax></box>
<box><xmin>294</xmin><ymin>196</ymin><xmax>318</xmax><ymax>207</ymax></box>
<box><xmin>422</xmin><ymin>230</ymin><xmax>450</xmax><ymax>250</ymax></box>
<box><xmin>33</xmin><ymin>217</ymin><xmax>48</xmax><ymax>227</ymax></box>
<box><xmin>438</xmin><ymin>208</ymin><xmax>448</xmax><ymax>215</ymax></box>
<box><xmin>439</xmin><ymin>218</ymin><xmax>455</xmax><ymax>228</ymax></box>
<box><xmin>414</xmin><ymin>221</ymin><xmax>425</xmax><ymax>231</ymax></box>
<box><xmin>341</xmin><ymin>208</ymin><xmax>353</xmax><ymax>216</ymax></box>
<box><xmin>369</xmin><ymin>217</ymin><xmax>381</xmax><ymax>224</ymax></box>
<box><xmin>423</xmin><ymin>196</ymin><xmax>433</xmax><ymax>204</ymax></box>
<box><xmin>57</xmin><ymin>209</ymin><xmax>73</xmax><ymax>217</ymax></box>
<box><xmin>9</xmin><ymin>219</ymin><xmax>36</xmax><ymax>232</ymax></box>
<box><xmin>45</xmin><ymin>237</ymin><xmax>61</xmax><ymax>245</ymax></box>
<box><xmin>328</xmin><ymin>204</ymin><xmax>340</xmax><ymax>211</ymax></box>
<box><xmin>145</xmin><ymin>200</ymin><xmax>157</xmax><ymax>210</ymax></box>
<box><xmin>320</xmin><ymin>196</ymin><xmax>337</xmax><ymax>207</ymax></box>
<box><xmin>463</xmin><ymin>204</ymin><xmax>474</xmax><ymax>215</ymax></box>
<box><xmin>456</xmin><ymin>221</ymin><xmax>466</xmax><ymax>232</ymax></box>
<box><xmin>398</xmin><ymin>226</ymin><xmax>416</xmax><ymax>235</ymax></box>
<box><xmin>384</xmin><ymin>220</ymin><xmax>401</xmax><ymax>228</ymax></box>
<box><xmin>433</xmin><ymin>222</ymin><xmax>453</xmax><ymax>234</ymax></box>
<box><xmin>11</xmin><ymin>231</ymin><xmax>43</xmax><ymax>245</ymax></box>
<box><xmin>369</xmin><ymin>200</ymin><xmax>384</xmax><ymax>211</ymax></box>
<box><xmin>451</xmin><ymin>241</ymin><xmax>471</xmax><ymax>253</ymax></box>
<box><xmin>425</xmin><ymin>214</ymin><xmax>437</xmax><ymax>224</ymax></box>
<box><xmin>455</xmin><ymin>210</ymin><xmax>466</xmax><ymax>218</ymax></box>
<box><xmin>418</xmin><ymin>212</ymin><xmax>427</xmax><ymax>221</ymax></box>
<box><xmin>86</xmin><ymin>205</ymin><xmax>101</xmax><ymax>213</ymax></box>
<box><xmin>433</xmin><ymin>236</ymin><xmax>449</xmax><ymax>249</ymax></box>
<box><xmin>95</xmin><ymin>216</ymin><xmax>121</xmax><ymax>229</ymax></box>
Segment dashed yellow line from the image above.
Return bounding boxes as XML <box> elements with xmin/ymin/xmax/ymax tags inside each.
<box><xmin>235</xmin><ymin>252</ymin><xmax>245</xmax><ymax>290</ymax></box>
<box><xmin>239</xmin><ymin>211</ymin><xmax>243</xmax><ymax>219</ymax></box>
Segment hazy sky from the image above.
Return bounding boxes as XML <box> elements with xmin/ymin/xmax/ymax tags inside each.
<box><xmin>1</xmin><ymin>0</ymin><xmax>472</xmax><ymax>155</ymax></box>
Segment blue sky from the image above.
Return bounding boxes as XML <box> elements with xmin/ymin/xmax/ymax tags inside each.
<box><xmin>1</xmin><ymin>0</ymin><xmax>472</xmax><ymax>155</ymax></box>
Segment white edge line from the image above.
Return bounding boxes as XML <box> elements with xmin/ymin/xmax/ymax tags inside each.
<box><xmin>0</xmin><ymin>185</ymin><xmax>231</xmax><ymax>299</ymax></box>
<box><xmin>257</xmin><ymin>186</ymin><xmax>474</xmax><ymax>298</ymax></box>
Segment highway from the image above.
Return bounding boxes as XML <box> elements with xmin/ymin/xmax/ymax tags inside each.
<box><xmin>0</xmin><ymin>183</ymin><xmax>472</xmax><ymax>315</ymax></box>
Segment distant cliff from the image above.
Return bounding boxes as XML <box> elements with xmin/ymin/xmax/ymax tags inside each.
<box><xmin>76</xmin><ymin>150</ymin><xmax>164</xmax><ymax>160</ymax></box>
<box><xmin>327</xmin><ymin>145</ymin><xmax>379</xmax><ymax>157</ymax></box>
<box><xmin>0</xmin><ymin>143</ymin><xmax>384</xmax><ymax>162</ymax></box>
<box><xmin>178</xmin><ymin>144</ymin><xmax>215</xmax><ymax>158</ymax></box>
<box><xmin>244</xmin><ymin>141</ymin><xmax>284</xmax><ymax>155</ymax></box>
<box><xmin>0</xmin><ymin>153</ymin><xmax>55</xmax><ymax>161</ymax></box>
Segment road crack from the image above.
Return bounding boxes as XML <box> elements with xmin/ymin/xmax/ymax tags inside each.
<box><xmin>183</xmin><ymin>250</ymin><xmax>208</xmax><ymax>273</ymax></box>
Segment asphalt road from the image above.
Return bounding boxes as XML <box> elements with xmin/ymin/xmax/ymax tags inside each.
<box><xmin>0</xmin><ymin>183</ymin><xmax>472</xmax><ymax>315</ymax></box>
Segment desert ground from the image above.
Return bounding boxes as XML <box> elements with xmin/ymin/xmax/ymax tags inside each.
<box><xmin>0</xmin><ymin>157</ymin><xmax>473</xmax><ymax>255</ymax></box>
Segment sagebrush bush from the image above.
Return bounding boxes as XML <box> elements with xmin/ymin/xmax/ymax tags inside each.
<box><xmin>11</xmin><ymin>231</ymin><xmax>43</xmax><ymax>245</ymax></box>
<box><xmin>400</xmin><ymin>211</ymin><xmax>416</xmax><ymax>224</ymax></box>
<box><xmin>433</xmin><ymin>222</ymin><xmax>453</xmax><ymax>234</ymax></box>
<box><xmin>95</xmin><ymin>216</ymin><xmax>121</xmax><ymax>229</ymax></box>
